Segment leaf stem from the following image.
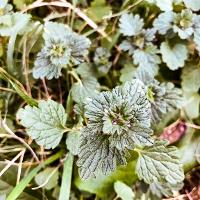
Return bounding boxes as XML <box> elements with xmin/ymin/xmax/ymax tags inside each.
<box><xmin>68</xmin><ymin>70</ymin><xmax>82</xmax><ymax>86</ymax></box>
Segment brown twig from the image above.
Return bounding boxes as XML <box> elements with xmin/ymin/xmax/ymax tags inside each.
<box><xmin>41</xmin><ymin>78</ymin><xmax>50</xmax><ymax>99</ymax></box>
<box><xmin>1</xmin><ymin>120</ymin><xmax>39</xmax><ymax>162</ymax></box>
<box><xmin>22</xmin><ymin>0</ymin><xmax>111</xmax><ymax>41</ymax></box>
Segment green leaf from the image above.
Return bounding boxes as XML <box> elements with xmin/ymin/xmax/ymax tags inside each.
<box><xmin>17</xmin><ymin>99</ymin><xmax>67</xmax><ymax>149</ymax></box>
<box><xmin>136</xmin><ymin>140</ymin><xmax>184</xmax><ymax>185</ymax></box>
<box><xmin>183</xmin><ymin>0</ymin><xmax>200</xmax><ymax>11</ymax></box>
<box><xmin>181</xmin><ymin>63</ymin><xmax>200</xmax><ymax>92</ymax></box>
<box><xmin>153</xmin><ymin>12</ymin><xmax>174</xmax><ymax>35</ymax></box>
<box><xmin>160</xmin><ymin>42</ymin><xmax>188</xmax><ymax>70</ymax></box>
<box><xmin>133</xmin><ymin>44</ymin><xmax>160</xmax><ymax>75</ymax></box>
<box><xmin>71</xmin><ymin>77</ymin><xmax>100</xmax><ymax>104</ymax></box>
<box><xmin>87</xmin><ymin>0</ymin><xmax>112</xmax><ymax>22</ymax></box>
<box><xmin>120</xmin><ymin>64</ymin><xmax>137</xmax><ymax>83</ymax></box>
<box><xmin>119</xmin><ymin>13</ymin><xmax>144</xmax><ymax>36</ymax></box>
<box><xmin>76</xmin><ymin>63</ymin><xmax>98</xmax><ymax>78</ymax></box>
<box><xmin>181</xmin><ymin>64</ymin><xmax>200</xmax><ymax>119</ymax></box>
<box><xmin>183</xmin><ymin>92</ymin><xmax>200</xmax><ymax>119</ymax></box>
<box><xmin>114</xmin><ymin>181</ymin><xmax>135</xmax><ymax>200</ymax></box>
<box><xmin>0</xmin><ymin>67</ymin><xmax>37</xmax><ymax>106</ymax></box>
<box><xmin>35</xmin><ymin>167</ymin><xmax>59</xmax><ymax>190</ymax></box>
<box><xmin>33</xmin><ymin>22</ymin><xmax>91</xmax><ymax>79</ymax></box>
<box><xmin>66</xmin><ymin>131</ymin><xmax>80</xmax><ymax>155</ymax></box>
<box><xmin>150</xmin><ymin>181</ymin><xmax>183</xmax><ymax>198</ymax></box>
<box><xmin>75</xmin><ymin>158</ymin><xmax>138</xmax><ymax>198</ymax></box>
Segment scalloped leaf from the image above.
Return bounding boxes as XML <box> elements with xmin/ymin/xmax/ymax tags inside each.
<box><xmin>136</xmin><ymin>140</ymin><xmax>184</xmax><ymax>185</ymax></box>
<box><xmin>17</xmin><ymin>99</ymin><xmax>67</xmax><ymax>149</ymax></box>
<box><xmin>160</xmin><ymin>42</ymin><xmax>188</xmax><ymax>70</ymax></box>
<box><xmin>119</xmin><ymin>13</ymin><xmax>144</xmax><ymax>36</ymax></box>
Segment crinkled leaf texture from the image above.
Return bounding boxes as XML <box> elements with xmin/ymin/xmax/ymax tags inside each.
<box><xmin>33</xmin><ymin>21</ymin><xmax>91</xmax><ymax>79</ymax></box>
<box><xmin>133</xmin><ymin>44</ymin><xmax>160</xmax><ymax>76</ymax></box>
<box><xmin>135</xmin><ymin>69</ymin><xmax>182</xmax><ymax>123</ymax></box>
<box><xmin>119</xmin><ymin>13</ymin><xmax>144</xmax><ymax>36</ymax></box>
<box><xmin>150</xmin><ymin>181</ymin><xmax>183</xmax><ymax>198</ymax></box>
<box><xmin>77</xmin><ymin>79</ymin><xmax>153</xmax><ymax>179</ymax></box>
<box><xmin>136</xmin><ymin>140</ymin><xmax>185</xmax><ymax>185</ymax></box>
<box><xmin>77</xmin><ymin>130</ymin><xmax>128</xmax><ymax>180</ymax></box>
<box><xmin>153</xmin><ymin>12</ymin><xmax>174</xmax><ymax>35</ymax></box>
<box><xmin>17</xmin><ymin>99</ymin><xmax>67</xmax><ymax>149</ymax></box>
<box><xmin>160</xmin><ymin>42</ymin><xmax>188</xmax><ymax>70</ymax></box>
<box><xmin>94</xmin><ymin>47</ymin><xmax>112</xmax><ymax>75</ymax></box>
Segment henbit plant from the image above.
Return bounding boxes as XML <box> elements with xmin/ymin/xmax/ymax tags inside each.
<box><xmin>1</xmin><ymin>0</ymin><xmax>200</xmax><ymax>199</ymax></box>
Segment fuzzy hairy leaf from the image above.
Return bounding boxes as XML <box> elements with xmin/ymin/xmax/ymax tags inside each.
<box><xmin>17</xmin><ymin>99</ymin><xmax>67</xmax><ymax>149</ymax></box>
<box><xmin>33</xmin><ymin>22</ymin><xmax>91</xmax><ymax>79</ymax></box>
<box><xmin>150</xmin><ymin>181</ymin><xmax>183</xmax><ymax>198</ymax></box>
<box><xmin>136</xmin><ymin>140</ymin><xmax>185</xmax><ymax>185</ymax></box>
<box><xmin>77</xmin><ymin>130</ymin><xmax>127</xmax><ymax>179</ymax></box>
<box><xmin>160</xmin><ymin>42</ymin><xmax>188</xmax><ymax>70</ymax></box>
<box><xmin>119</xmin><ymin>14</ymin><xmax>144</xmax><ymax>36</ymax></box>
<box><xmin>94</xmin><ymin>47</ymin><xmax>112</xmax><ymax>75</ymax></box>
<box><xmin>135</xmin><ymin>69</ymin><xmax>182</xmax><ymax>123</ymax></box>
<box><xmin>133</xmin><ymin>44</ymin><xmax>160</xmax><ymax>76</ymax></box>
<box><xmin>173</xmin><ymin>9</ymin><xmax>194</xmax><ymax>39</ymax></box>
<box><xmin>77</xmin><ymin>79</ymin><xmax>153</xmax><ymax>179</ymax></box>
<box><xmin>85</xmin><ymin>79</ymin><xmax>151</xmax><ymax>134</ymax></box>
<box><xmin>153</xmin><ymin>12</ymin><xmax>174</xmax><ymax>35</ymax></box>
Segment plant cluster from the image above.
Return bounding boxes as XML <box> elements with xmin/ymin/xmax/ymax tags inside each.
<box><xmin>0</xmin><ymin>0</ymin><xmax>200</xmax><ymax>199</ymax></box>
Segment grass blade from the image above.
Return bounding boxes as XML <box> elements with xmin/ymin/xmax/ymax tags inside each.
<box><xmin>59</xmin><ymin>153</ymin><xmax>74</xmax><ymax>200</ymax></box>
<box><xmin>6</xmin><ymin>150</ymin><xmax>64</xmax><ymax>200</ymax></box>
<box><xmin>0</xmin><ymin>67</ymin><xmax>37</xmax><ymax>106</ymax></box>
